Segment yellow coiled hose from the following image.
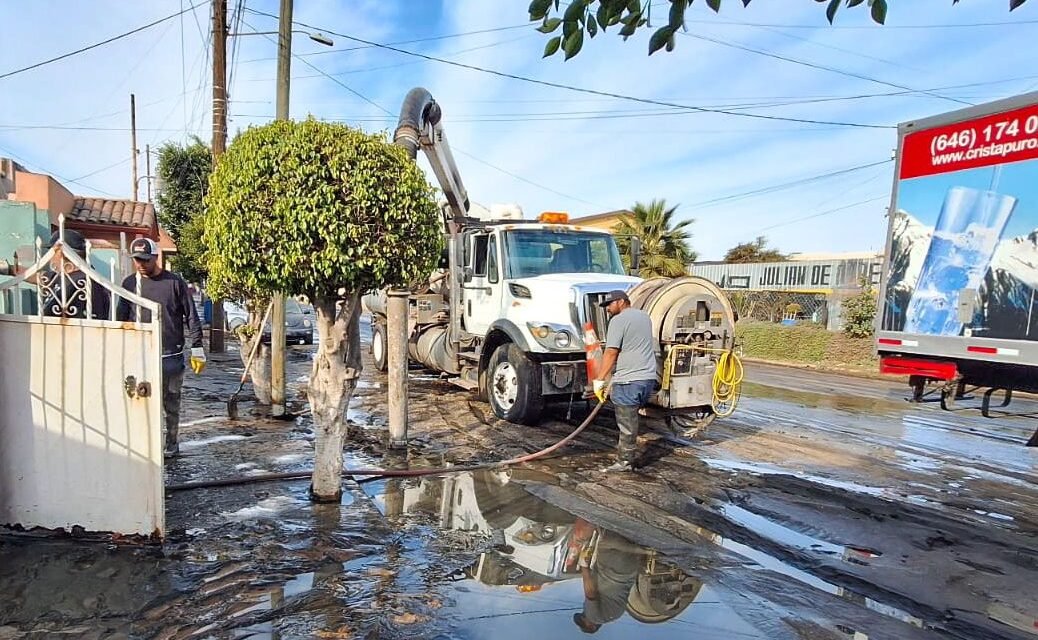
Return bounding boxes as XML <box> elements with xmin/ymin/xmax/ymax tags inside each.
<box><xmin>711</xmin><ymin>349</ymin><xmax>743</xmax><ymax>417</ymax></box>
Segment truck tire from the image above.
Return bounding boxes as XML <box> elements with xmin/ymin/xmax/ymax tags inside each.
<box><xmin>371</xmin><ymin>322</ymin><xmax>388</xmax><ymax>372</ymax></box>
<box><xmin>487</xmin><ymin>343</ymin><xmax>544</xmax><ymax>425</ymax></box>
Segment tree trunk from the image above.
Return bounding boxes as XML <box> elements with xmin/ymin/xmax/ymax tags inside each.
<box><xmin>236</xmin><ymin>311</ymin><xmax>272</xmax><ymax>404</ymax></box>
<box><xmin>308</xmin><ymin>292</ymin><xmax>362</xmax><ymax>502</ymax></box>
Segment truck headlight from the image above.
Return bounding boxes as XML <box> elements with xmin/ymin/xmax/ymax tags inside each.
<box><xmin>303</xmin><ymin>319</ymin><xmax>312</xmax><ymax>328</ymax></box>
<box><xmin>526</xmin><ymin>322</ymin><xmax>580</xmax><ymax>351</ymax></box>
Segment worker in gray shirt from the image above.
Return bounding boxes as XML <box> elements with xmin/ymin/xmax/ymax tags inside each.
<box><xmin>593</xmin><ymin>289</ymin><xmax>659</xmax><ymax>472</ymax></box>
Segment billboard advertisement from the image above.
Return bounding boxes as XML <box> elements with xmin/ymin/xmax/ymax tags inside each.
<box><xmin>882</xmin><ymin>99</ymin><xmax>1038</xmax><ymax>341</ymax></box>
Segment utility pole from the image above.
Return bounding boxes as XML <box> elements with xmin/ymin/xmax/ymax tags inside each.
<box><xmin>270</xmin><ymin>0</ymin><xmax>292</xmax><ymax>418</ymax></box>
<box><xmin>145</xmin><ymin>144</ymin><xmax>152</xmax><ymax>203</ymax></box>
<box><xmin>209</xmin><ymin>0</ymin><xmax>227</xmax><ymax>353</ymax></box>
<box><xmin>130</xmin><ymin>94</ymin><xmax>138</xmax><ymax>201</ymax></box>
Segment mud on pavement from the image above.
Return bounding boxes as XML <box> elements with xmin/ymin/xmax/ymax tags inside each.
<box><xmin>2</xmin><ymin>322</ymin><xmax>1037</xmax><ymax>639</ymax></box>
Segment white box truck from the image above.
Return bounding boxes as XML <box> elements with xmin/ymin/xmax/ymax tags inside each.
<box><xmin>876</xmin><ymin>91</ymin><xmax>1038</xmax><ymax>445</ymax></box>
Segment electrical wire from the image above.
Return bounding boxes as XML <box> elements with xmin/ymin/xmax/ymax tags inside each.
<box><xmin>677</xmin><ymin>31</ymin><xmax>971</xmax><ymax>107</ymax></box>
<box><xmin>243</xmin><ymin>7</ymin><xmax>892</xmax><ymax>130</ymax></box>
<box><xmin>452</xmin><ymin>148</ymin><xmax>605</xmax><ymax>209</ymax></box>
<box><xmin>236</xmin><ymin>20</ymin><xmax>601</xmax><ymax>209</ymax></box>
<box><xmin>237</xmin><ymin>23</ymin><xmax>531</xmax><ymax>65</ymax></box>
<box><xmin>756</xmin><ymin>195</ymin><xmax>889</xmax><ymax>233</ymax></box>
<box><xmin>0</xmin><ymin>1</ymin><xmax>207</xmax><ymax>81</ymax></box>
<box><xmin>0</xmin><ymin>144</ymin><xmax>119</xmax><ymax>197</ymax></box>
<box><xmin>68</xmin><ymin>158</ymin><xmax>131</xmax><ymax>182</ymax></box>
<box><xmin>685</xmin><ymin>17</ymin><xmax>1038</xmax><ymax>30</ymax></box>
<box><xmin>683</xmin><ymin>159</ymin><xmax>892</xmax><ymax>211</ymax></box>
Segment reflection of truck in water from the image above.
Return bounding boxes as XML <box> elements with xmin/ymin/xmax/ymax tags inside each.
<box><xmin>877</xmin><ymin>91</ymin><xmax>1038</xmax><ymax>444</ymax></box>
<box><xmin>365</xmin><ymin>88</ymin><xmax>740</xmax><ymax>430</ymax></box>
<box><xmin>389</xmin><ymin>470</ymin><xmax>703</xmax><ymax>624</ymax></box>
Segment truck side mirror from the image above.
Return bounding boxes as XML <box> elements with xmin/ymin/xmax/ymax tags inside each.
<box><xmin>629</xmin><ymin>237</ymin><xmax>642</xmax><ymax>276</ymax></box>
<box><xmin>462</xmin><ymin>266</ymin><xmax>474</xmax><ymax>282</ymax></box>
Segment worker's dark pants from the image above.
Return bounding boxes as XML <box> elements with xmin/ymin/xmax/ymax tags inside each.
<box><xmin>610</xmin><ymin>380</ymin><xmax>658</xmax><ymax>465</ymax></box>
<box><xmin>162</xmin><ymin>356</ymin><xmax>186</xmax><ymax>453</ymax></box>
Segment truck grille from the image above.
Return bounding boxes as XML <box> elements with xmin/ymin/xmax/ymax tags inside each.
<box><xmin>583</xmin><ymin>292</ymin><xmax>611</xmax><ymax>342</ymax></box>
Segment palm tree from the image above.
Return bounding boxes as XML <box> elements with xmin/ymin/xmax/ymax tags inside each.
<box><xmin>613</xmin><ymin>199</ymin><xmax>696</xmax><ymax>278</ymax></box>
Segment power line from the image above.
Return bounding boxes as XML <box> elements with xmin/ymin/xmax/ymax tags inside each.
<box><xmin>238</xmin><ymin>32</ymin><xmax>534</xmax><ymax>85</ymax></box>
<box><xmin>238</xmin><ymin>19</ymin><xmax>394</xmax><ymax>117</ymax></box>
<box><xmin>244</xmin><ymin>7</ymin><xmax>892</xmax><ymax>130</ymax></box>
<box><xmin>678</xmin><ymin>31</ymin><xmax>971</xmax><ymax>107</ymax></box>
<box><xmin>756</xmin><ymin>195</ymin><xmax>889</xmax><ymax>233</ymax></box>
<box><xmin>234</xmin><ymin>20</ymin><xmax>603</xmax><ymax>210</ymax></box>
<box><xmin>746</xmin><ymin>23</ymin><xmax>928</xmax><ymax>74</ymax></box>
<box><xmin>453</xmin><ymin>148</ymin><xmax>605</xmax><ymax>209</ymax></box>
<box><xmin>685</xmin><ymin>160</ymin><xmax>892</xmax><ymax>211</ymax></box>
<box><xmin>0</xmin><ymin>1</ymin><xmax>206</xmax><ymax>81</ymax></box>
<box><xmin>237</xmin><ymin>23</ymin><xmax>530</xmax><ymax>64</ymax></box>
<box><xmin>0</xmin><ymin>144</ymin><xmax>119</xmax><ymax>197</ymax></box>
<box><xmin>687</xmin><ymin>17</ymin><xmax>1038</xmax><ymax>30</ymax></box>
<box><xmin>69</xmin><ymin>158</ymin><xmax>131</xmax><ymax>182</ymax></box>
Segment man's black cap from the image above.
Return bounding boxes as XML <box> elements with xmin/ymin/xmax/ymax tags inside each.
<box><xmin>130</xmin><ymin>237</ymin><xmax>160</xmax><ymax>259</ymax></box>
<box><xmin>598</xmin><ymin>289</ymin><xmax>630</xmax><ymax>307</ymax></box>
<box><xmin>47</xmin><ymin>229</ymin><xmax>87</xmax><ymax>254</ymax></box>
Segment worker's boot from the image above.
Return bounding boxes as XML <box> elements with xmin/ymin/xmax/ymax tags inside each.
<box><xmin>602</xmin><ymin>405</ymin><xmax>640</xmax><ymax>472</ymax></box>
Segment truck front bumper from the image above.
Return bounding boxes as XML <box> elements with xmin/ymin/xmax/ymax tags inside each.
<box><xmin>540</xmin><ymin>360</ymin><xmax>587</xmax><ymax>396</ymax></box>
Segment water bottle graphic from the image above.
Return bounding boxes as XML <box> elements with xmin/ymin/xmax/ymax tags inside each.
<box><xmin>904</xmin><ymin>186</ymin><xmax>1017</xmax><ymax>336</ymax></box>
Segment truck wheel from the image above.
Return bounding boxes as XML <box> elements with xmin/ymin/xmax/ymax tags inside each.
<box><xmin>487</xmin><ymin>343</ymin><xmax>544</xmax><ymax>425</ymax></box>
<box><xmin>668</xmin><ymin>407</ymin><xmax>716</xmax><ymax>437</ymax></box>
<box><xmin>371</xmin><ymin>322</ymin><xmax>388</xmax><ymax>372</ymax></box>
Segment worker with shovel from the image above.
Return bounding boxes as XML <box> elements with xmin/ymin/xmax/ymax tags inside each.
<box><xmin>117</xmin><ymin>238</ymin><xmax>205</xmax><ymax>457</ymax></box>
<box><xmin>592</xmin><ymin>290</ymin><xmax>659</xmax><ymax>473</ymax></box>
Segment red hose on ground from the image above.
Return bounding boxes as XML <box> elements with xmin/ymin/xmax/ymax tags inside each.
<box><xmin>165</xmin><ymin>399</ymin><xmax>605</xmax><ymax>492</ymax></box>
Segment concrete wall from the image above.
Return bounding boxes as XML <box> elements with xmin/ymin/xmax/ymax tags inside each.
<box><xmin>691</xmin><ymin>257</ymin><xmax>885</xmax><ymax>294</ymax></box>
<box><xmin>11</xmin><ymin>169</ymin><xmax>74</xmax><ymax>222</ymax></box>
<box><xmin>0</xmin><ymin>316</ymin><xmax>164</xmax><ymax>536</ymax></box>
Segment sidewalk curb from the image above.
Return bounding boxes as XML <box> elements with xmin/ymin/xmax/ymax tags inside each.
<box><xmin>741</xmin><ymin>356</ymin><xmax>906</xmax><ymax>383</ymax></box>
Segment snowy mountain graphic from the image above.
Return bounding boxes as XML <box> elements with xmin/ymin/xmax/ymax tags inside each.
<box><xmin>885</xmin><ymin>210</ymin><xmax>1038</xmax><ymax>339</ymax></box>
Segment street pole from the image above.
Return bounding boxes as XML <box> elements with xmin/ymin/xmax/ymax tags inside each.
<box><xmin>145</xmin><ymin>144</ymin><xmax>152</xmax><ymax>203</ymax></box>
<box><xmin>209</xmin><ymin>0</ymin><xmax>227</xmax><ymax>353</ymax></box>
<box><xmin>130</xmin><ymin>94</ymin><xmax>138</xmax><ymax>201</ymax></box>
<box><xmin>387</xmin><ymin>289</ymin><xmax>409</xmax><ymax>448</ymax></box>
<box><xmin>270</xmin><ymin>0</ymin><xmax>292</xmax><ymax>417</ymax></box>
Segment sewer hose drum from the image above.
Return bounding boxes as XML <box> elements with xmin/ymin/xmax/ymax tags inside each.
<box><xmin>627</xmin><ymin>277</ymin><xmax>743</xmax><ymax>418</ymax></box>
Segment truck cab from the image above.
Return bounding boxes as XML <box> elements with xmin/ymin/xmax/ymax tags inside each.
<box><xmin>453</xmin><ymin>214</ymin><xmax>641</xmax><ymax>423</ymax></box>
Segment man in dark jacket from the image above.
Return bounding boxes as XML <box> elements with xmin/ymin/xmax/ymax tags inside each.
<box><xmin>37</xmin><ymin>229</ymin><xmax>110</xmax><ymax>319</ymax></box>
<box><xmin>117</xmin><ymin>237</ymin><xmax>204</xmax><ymax>457</ymax></box>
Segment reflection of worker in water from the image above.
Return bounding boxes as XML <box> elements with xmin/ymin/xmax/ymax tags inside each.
<box><xmin>571</xmin><ymin>521</ymin><xmax>644</xmax><ymax>633</ymax></box>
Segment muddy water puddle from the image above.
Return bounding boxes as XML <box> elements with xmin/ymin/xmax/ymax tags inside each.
<box><xmin>357</xmin><ymin>469</ymin><xmax>941</xmax><ymax>640</ymax></box>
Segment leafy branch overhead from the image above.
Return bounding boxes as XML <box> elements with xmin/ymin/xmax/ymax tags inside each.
<box><xmin>530</xmin><ymin>0</ymin><xmax>1031</xmax><ymax>59</ymax></box>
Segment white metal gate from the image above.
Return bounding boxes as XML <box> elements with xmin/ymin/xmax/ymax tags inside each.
<box><xmin>0</xmin><ymin>227</ymin><xmax>164</xmax><ymax>537</ymax></box>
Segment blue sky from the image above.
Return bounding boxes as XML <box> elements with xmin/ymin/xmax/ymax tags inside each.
<box><xmin>1</xmin><ymin>1</ymin><xmax>1037</xmax><ymax>260</ymax></box>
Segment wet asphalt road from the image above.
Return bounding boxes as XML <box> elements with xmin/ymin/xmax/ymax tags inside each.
<box><xmin>1</xmin><ymin>323</ymin><xmax>1036</xmax><ymax>639</ymax></box>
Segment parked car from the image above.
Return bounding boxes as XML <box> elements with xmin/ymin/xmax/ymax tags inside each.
<box><xmin>223</xmin><ymin>301</ymin><xmax>249</xmax><ymax>333</ymax></box>
<box><xmin>223</xmin><ymin>299</ymin><xmax>313</xmax><ymax>345</ymax></box>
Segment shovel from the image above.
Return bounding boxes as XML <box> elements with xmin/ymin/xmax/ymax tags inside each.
<box><xmin>227</xmin><ymin>301</ymin><xmax>274</xmax><ymax>419</ymax></box>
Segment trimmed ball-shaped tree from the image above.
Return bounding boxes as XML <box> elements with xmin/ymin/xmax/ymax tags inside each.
<box><xmin>203</xmin><ymin>118</ymin><xmax>442</xmax><ymax>501</ymax></box>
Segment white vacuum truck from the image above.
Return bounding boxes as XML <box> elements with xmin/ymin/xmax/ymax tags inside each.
<box><xmin>365</xmin><ymin>88</ymin><xmax>740</xmax><ymax>429</ymax></box>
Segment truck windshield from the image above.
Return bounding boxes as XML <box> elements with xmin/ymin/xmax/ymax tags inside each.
<box><xmin>503</xmin><ymin>229</ymin><xmax>625</xmax><ymax>278</ymax></box>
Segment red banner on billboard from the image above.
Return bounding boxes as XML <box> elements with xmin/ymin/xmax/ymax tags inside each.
<box><xmin>900</xmin><ymin>101</ymin><xmax>1038</xmax><ymax>180</ymax></box>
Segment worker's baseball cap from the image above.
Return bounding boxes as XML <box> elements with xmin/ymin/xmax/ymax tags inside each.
<box><xmin>46</xmin><ymin>229</ymin><xmax>87</xmax><ymax>254</ymax></box>
<box><xmin>129</xmin><ymin>237</ymin><xmax>160</xmax><ymax>260</ymax></box>
<box><xmin>598</xmin><ymin>289</ymin><xmax>630</xmax><ymax>307</ymax></box>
